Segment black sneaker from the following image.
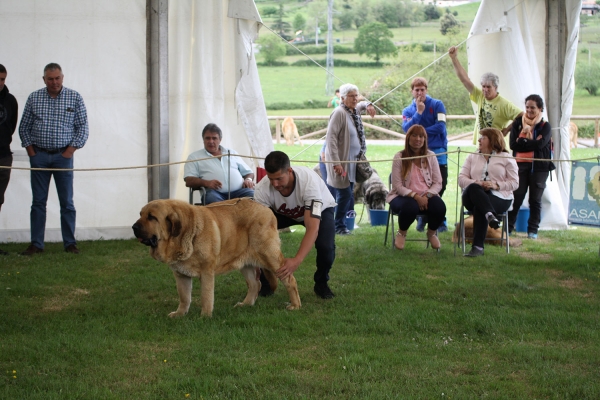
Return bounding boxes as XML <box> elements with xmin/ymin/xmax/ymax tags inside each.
<box><xmin>314</xmin><ymin>283</ymin><xmax>335</xmax><ymax>299</ymax></box>
<box><xmin>486</xmin><ymin>214</ymin><xmax>500</xmax><ymax>229</ymax></box>
<box><xmin>335</xmin><ymin>228</ymin><xmax>352</xmax><ymax>235</ymax></box>
<box><xmin>464</xmin><ymin>247</ymin><xmax>484</xmax><ymax>257</ymax></box>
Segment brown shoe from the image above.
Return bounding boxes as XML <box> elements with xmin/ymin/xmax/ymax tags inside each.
<box><xmin>20</xmin><ymin>244</ymin><xmax>44</xmax><ymax>256</ymax></box>
<box><xmin>427</xmin><ymin>229</ymin><xmax>441</xmax><ymax>250</ymax></box>
<box><xmin>394</xmin><ymin>230</ymin><xmax>407</xmax><ymax>250</ymax></box>
<box><xmin>65</xmin><ymin>244</ymin><xmax>80</xmax><ymax>254</ymax></box>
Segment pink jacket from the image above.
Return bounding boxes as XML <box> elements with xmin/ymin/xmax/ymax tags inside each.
<box><xmin>386</xmin><ymin>150</ymin><xmax>442</xmax><ymax>203</ymax></box>
<box><xmin>458</xmin><ymin>152</ymin><xmax>519</xmax><ymax>197</ymax></box>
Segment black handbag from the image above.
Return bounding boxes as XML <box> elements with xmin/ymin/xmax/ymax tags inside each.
<box><xmin>355</xmin><ymin>153</ymin><xmax>373</xmax><ymax>183</ymax></box>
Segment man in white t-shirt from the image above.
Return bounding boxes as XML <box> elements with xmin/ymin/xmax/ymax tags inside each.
<box><xmin>254</xmin><ymin>151</ymin><xmax>337</xmax><ymax>299</ymax></box>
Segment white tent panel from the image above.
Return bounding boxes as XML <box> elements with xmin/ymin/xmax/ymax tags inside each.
<box><xmin>467</xmin><ymin>0</ymin><xmax>575</xmax><ymax>230</ymax></box>
<box><xmin>0</xmin><ymin>0</ymin><xmax>148</xmax><ymax>242</ymax></box>
<box><xmin>169</xmin><ymin>0</ymin><xmax>272</xmax><ymax>202</ymax></box>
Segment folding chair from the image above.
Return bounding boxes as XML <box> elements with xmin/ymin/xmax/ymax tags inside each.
<box><xmin>455</xmin><ymin>204</ymin><xmax>510</xmax><ymax>255</ymax></box>
<box><xmin>383</xmin><ymin>174</ymin><xmax>431</xmax><ymax>250</ymax></box>
<box><xmin>188</xmin><ymin>187</ymin><xmax>207</xmax><ymax>206</ymax></box>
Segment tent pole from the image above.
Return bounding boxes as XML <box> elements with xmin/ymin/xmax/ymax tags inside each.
<box><xmin>147</xmin><ymin>0</ymin><xmax>170</xmax><ymax>200</ymax></box>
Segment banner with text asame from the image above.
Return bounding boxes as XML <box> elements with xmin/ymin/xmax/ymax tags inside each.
<box><xmin>569</xmin><ymin>161</ymin><xmax>600</xmax><ymax>227</ymax></box>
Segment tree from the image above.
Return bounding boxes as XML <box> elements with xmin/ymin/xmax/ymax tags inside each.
<box><xmin>354</xmin><ymin>22</ymin><xmax>397</xmax><ymax>65</ymax></box>
<box><xmin>575</xmin><ymin>62</ymin><xmax>600</xmax><ymax>96</ymax></box>
<box><xmin>424</xmin><ymin>5</ymin><xmax>441</xmax><ymax>20</ymax></box>
<box><xmin>293</xmin><ymin>13</ymin><xmax>306</xmax><ymax>33</ymax></box>
<box><xmin>440</xmin><ymin>11</ymin><xmax>460</xmax><ymax>36</ymax></box>
<box><xmin>257</xmin><ymin>34</ymin><xmax>287</xmax><ymax>65</ymax></box>
<box><xmin>271</xmin><ymin>3</ymin><xmax>292</xmax><ymax>40</ymax></box>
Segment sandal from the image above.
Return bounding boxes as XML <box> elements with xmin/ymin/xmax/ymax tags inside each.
<box><xmin>426</xmin><ymin>229</ymin><xmax>441</xmax><ymax>250</ymax></box>
<box><xmin>394</xmin><ymin>230</ymin><xmax>407</xmax><ymax>250</ymax></box>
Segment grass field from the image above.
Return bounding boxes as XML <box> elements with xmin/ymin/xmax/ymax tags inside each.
<box><xmin>1</xmin><ymin>157</ymin><xmax>599</xmax><ymax>398</ymax></box>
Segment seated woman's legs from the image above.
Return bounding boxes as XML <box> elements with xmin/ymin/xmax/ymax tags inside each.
<box><xmin>462</xmin><ymin>184</ymin><xmax>511</xmax><ymax>251</ymax></box>
<box><xmin>389</xmin><ymin>196</ymin><xmax>420</xmax><ymax>231</ymax></box>
<box><xmin>425</xmin><ymin>196</ymin><xmax>446</xmax><ymax>231</ymax></box>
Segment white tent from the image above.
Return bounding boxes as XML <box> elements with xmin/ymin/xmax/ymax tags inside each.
<box><xmin>0</xmin><ymin>0</ymin><xmax>271</xmax><ymax>242</ymax></box>
<box><xmin>0</xmin><ymin>0</ymin><xmax>580</xmax><ymax>242</ymax></box>
<box><xmin>466</xmin><ymin>0</ymin><xmax>581</xmax><ymax>230</ymax></box>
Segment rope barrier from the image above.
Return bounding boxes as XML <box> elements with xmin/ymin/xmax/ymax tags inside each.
<box><xmin>4</xmin><ymin>150</ymin><xmax>597</xmax><ymax>173</ymax></box>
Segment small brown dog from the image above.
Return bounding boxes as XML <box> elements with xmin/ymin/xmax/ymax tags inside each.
<box><xmin>282</xmin><ymin>116</ymin><xmax>302</xmax><ymax>146</ymax></box>
<box><xmin>569</xmin><ymin>121</ymin><xmax>578</xmax><ymax>148</ymax></box>
<box><xmin>452</xmin><ymin>216</ymin><xmax>503</xmax><ymax>245</ymax></box>
<box><xmin>132</xmin><ymin>198</ymin><xmax>301</xmax><ymax>317</ymax></box>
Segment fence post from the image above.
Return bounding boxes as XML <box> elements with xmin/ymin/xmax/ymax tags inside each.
<box><xmin>276</xmin><ymin>118</ymin><xmax>281</xmax><ymax>144</ymax></box>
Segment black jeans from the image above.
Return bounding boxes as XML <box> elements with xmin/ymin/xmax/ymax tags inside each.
<box><xmin>0</xmin><ymin>154</ymin><xmax>12</xmax><ymax>211</ymax></box>
<box><xmin>389</xmin><ymin>195</ymin><xmax>446</xmax><ymax>231</ymax></box>
<box><xmin>507</xmin><ymin>163</ymin><xmax>548</xmax><ymax>234</ymax></box>
<box><xmin>462</xmin><ymin>184</ymin><xmax>512</xmax><ymax>248</ymax></box>
<box><xmin>261</xmin><ymin>207</ymin><xmax>336</xmax><ymax>286</ymax></box>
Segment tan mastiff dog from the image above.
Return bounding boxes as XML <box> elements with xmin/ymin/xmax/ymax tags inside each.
<box><xmin>132</xmin><ymin>198</ymin><xmax>301</xmax><ymax>317</ymax></box>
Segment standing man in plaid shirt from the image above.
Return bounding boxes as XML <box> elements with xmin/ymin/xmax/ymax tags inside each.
<box><xmin>19</xmin><ymin>63</ymin><xmax>89</xmax><ymax>255</ymax></box>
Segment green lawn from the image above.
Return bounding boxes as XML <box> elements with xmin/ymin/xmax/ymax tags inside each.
<box><xmin>1</xmin><ymin>183</ymin><xmax>599</xmax><ymax>398</ymax></box>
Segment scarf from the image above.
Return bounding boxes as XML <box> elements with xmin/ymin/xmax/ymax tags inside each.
<box><xmin>342</xmin><ymin>103</ymin><xmax>367</xmax><ymax>158</ymax></box>
<box><xmin>520</xmin><ymin>113</ymin><xmax>543</xmax><ymax>139</ymax></box>
<box><xmin>516</xmin><ymin>113</ymin><xmax>542</xmax><ymax>163</ymax></box>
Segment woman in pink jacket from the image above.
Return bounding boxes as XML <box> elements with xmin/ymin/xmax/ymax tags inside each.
<box><xmin>459</xmin><ymin>128</ymin><xmax>518</xmax><ymax>257</ymax></box>
<box><xmin>386</xmin><ymin>125</ymin><xmax>446</xmax><ymax>250</ymax></box>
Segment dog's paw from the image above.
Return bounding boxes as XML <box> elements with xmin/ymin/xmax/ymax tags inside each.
<box><xmin>285</xmin><ymin>303</ymin><xmax>301</xmax><ymax>311</ymax></box>
<box><xmin>234</xmin><ymin>301</ymin><xmax>247</xmax><ymax>308</ymax></box>
<box><xmin>168</xmin><ymin>310</ymin><xmax>187</xmax><ymax>318</ymax></box>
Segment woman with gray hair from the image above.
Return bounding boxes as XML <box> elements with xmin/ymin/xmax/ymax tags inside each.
<box><xmin>448</xmin><ymin>46</ymin><xmax>522</xmax><ymax>140</ymax></box>
<box><xmin>325</xmin><ymin>83</ymin><xmax>376</xmax><ymax>235</ymax></box>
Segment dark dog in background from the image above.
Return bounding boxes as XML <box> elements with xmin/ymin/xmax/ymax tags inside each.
<box><xmin>355</xmin><ymin>169</ymin><xmax>388</xmax><ymax>211</ymax></box>
<box><xmin>312</xmin><ymin>165</ymin><xmax>388</xmax><ymax>211</ymax></box>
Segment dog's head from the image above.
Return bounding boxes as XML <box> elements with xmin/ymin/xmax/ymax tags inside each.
<box><xmin>365</xmin><ymin>181</ymin><xmax>388</xmax><ymax>210</ymax></box>
<box><xmin>132</xmin><ymin>199</ymin><xmax>196</xmax><ymax>263</ymax></box>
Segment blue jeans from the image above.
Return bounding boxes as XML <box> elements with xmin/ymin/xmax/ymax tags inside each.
<box><xmin>204</xmin><ymin>187</ymin><xmax>254</xmax><ymax>204</ymax></box>
<box><xmin>334</xmin><ymin>182</ymin><xmax>354</xmax><ymax>231</ymax></box>
<box><xmin>29</xmin><ymin>151</ymin><xmax>76</xmax><ymax>249</ymax></box>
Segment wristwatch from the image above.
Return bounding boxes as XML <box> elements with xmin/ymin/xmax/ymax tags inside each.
<box><xmin>245</xmin><ymin>178</ymin><xmax>253</xmax><ymax>182</ymax></box>
<box><xmin>426</xmin><ymin>193</ymin><xmax>434</xmax><ymax>199</ymax></box>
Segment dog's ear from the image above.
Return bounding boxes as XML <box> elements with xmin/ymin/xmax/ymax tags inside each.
<box><xmin>166</xmin><ymin>212</ymin><xmax>182</xmax><ymax>238</ymax></box>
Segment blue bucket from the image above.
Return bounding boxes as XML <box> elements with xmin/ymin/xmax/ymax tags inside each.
<box><xmin>346</xmin><ymin>217</ymin><xmax>356</xmax><ymax>231</ymax></box>
<box><xmin>516</xmin><ymin>208</ymin><xmax>530</xmax><ymax>232</ymax></box>
<box><xmin>369</xmin><ymin>209</ymin><xmax>388</xmax><ymax>226</ymax></box>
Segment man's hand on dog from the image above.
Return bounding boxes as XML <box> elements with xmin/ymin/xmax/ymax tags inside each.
<box><xmin>276</xmin><ymin>258</ymin><xmax>301</xmax><ymax>280</ymax></box>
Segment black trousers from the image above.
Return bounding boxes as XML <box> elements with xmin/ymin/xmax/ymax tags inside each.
<box><xmin>507</xmin><ymin>163</ymin><xmax>548</xmax><ymax>234</ymax></box>
<box><xmin>462</xmin><ymin>184</ymin><xmax>512</xmax><ymax>248</ymax></box>
<box><xmin>0</xmin><ymin>155</ymin><xmax>12</xmax><ymax>211</ymax></box>
<box><xmin>260</xmin><ymin>207</ymin><xmax>335</xmax><ymax>287</ymax></box>
<box><xmin>439</xmin><ymin>164</ymin><xmax>448</xmax><ymax>198</ymax></box>
<box><xmin>389</xmin><ymin>195</ymin><xmax>446</xmax><ymax>231</ymax></box>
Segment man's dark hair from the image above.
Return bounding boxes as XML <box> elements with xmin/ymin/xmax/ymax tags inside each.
<box><xmin>264</xmin><ymin>151</ymin><xmax>291</xmax><ymax>173</ymax></box>
<box><xmin>525</xmin><ymin>94</ymin><xmax>544</xmax><ymax>111</ymax></box>
<box><xmin>201</xmin><ymin>123</ymin><xmax>222</xmax><ymax>139</ymax></box>
<box><xmin>44</xmin><ymin>63</ymin><xmax>62</xmax><ymax>73</ymax></box>
<box><xmin>0</xmin><ymin>64</ymin><xmax>6</xmax><ymax>74</ymax></box>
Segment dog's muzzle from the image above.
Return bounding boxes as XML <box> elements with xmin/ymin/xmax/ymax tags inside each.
<box><xmin>132</xmin><ymin>222</ymin><xmax>158</xmax><ymax>248</ymax></box>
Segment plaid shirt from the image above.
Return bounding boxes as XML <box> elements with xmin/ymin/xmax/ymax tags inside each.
<box><xmin>19</xmin><ymin>86</ymin><xmax>89</xmax><ymax>150</ymax></box>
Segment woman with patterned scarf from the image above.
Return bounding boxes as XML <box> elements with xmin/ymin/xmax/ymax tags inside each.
<box><xmin>325</xmin><ymin>83</ymin><xmax>376</xmax><ymax>235</ymax></box>
<box><xmin>507</xmin><ymin>94</ymin><xmax>555</xmax><ymax>239</ymax></box>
